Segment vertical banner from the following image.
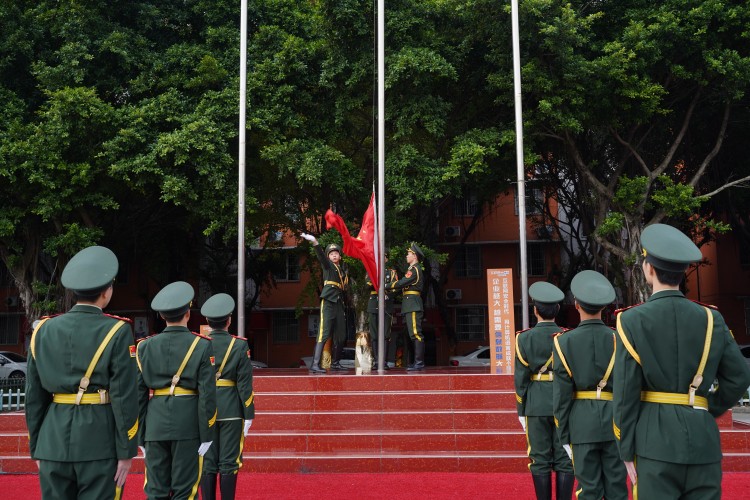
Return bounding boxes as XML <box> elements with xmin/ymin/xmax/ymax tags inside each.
<box><xmin>487</xmin><ymin>269</ymin><xmax>515</xmax><ymax>375</ymax></box>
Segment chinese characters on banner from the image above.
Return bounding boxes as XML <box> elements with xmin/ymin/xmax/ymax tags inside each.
<box><xmin>487</xmin><ymin>269</ymin><xmax>515</xmax><ymax>375</ymax></box>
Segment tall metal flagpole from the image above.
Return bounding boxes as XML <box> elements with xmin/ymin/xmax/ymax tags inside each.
<box><xmin>376</xmin><ymin>0</ymin><xmax>386</xmax><ymax>372</ymax></box>
<box><xmin>511</xmin><ymin>0</ymin><xmax>529</xmax><ymax>329</ymax></box>
<box><xmin>237</xmin><ymin>0</ymin><xmax>248</xmax><ymax>337</ymax></box>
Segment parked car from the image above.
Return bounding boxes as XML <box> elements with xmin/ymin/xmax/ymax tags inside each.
<box><xmin>300</xmin><ymin>347</ymin><xmax>395</xmax><ymax>369</ymax></box>
<box><xmin>250</xmin><ymin>359</ymin><xmax>268</xmax><ymax>369</ymax></box>
<box><xmin>449</xmin><ymin>346</ymin><xmax>490</xmax><ymax>367</ymax></box>
<box><xmin>0</xmin><ymin>351</ymin><xmax>27</xmax><ymax>380</ymax></box>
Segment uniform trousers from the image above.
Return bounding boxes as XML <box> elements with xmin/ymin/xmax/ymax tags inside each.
<box><xmin>525</xmin><ymin>415</ymin><xmax>573</xmax><ymax>474</ymax></box>
<box><xmin>634</xmin><ymin>455</ymin><xmax>721</xmax><ymax>500</ymax></box>
<box><xmin>318</xmin><ymin>299</ymin><xmax>346</xmax><ymax>344</ymax></box>
<box><xmin>368</xmin><ymin>311</ymin><xmax>392</xmax><ymax>341</ymax></box>
<box><xmin>203</xmin><ymin>419</ymin><xmax>244</xmax><ymax>474</ymax></box>
<box><xmin>404</xmin><ymin>310</ymin><xmax>423</xmax><ymax>341</ymax></box>
<box><xmin>40</xmin><ymin>457</ymin><xmax>122</xmax><ymax>500</ymax></box>
<box><xmin>144</xmin><ymin>438</ymin><xmax>202</xmax><ymax>500</ymax></box>
<box><xmin>571</xmin><ymin>441</ymin><xmax>627</xmax><ymax>499</ymax></box>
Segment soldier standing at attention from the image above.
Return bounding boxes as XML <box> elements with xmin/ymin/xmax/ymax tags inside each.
<box><xmin>300</xmin><ymin>233</ymin><xmax>349</xmax><ymax>373</ymax></box>
<box><xmin>514</xmin><ymin>281</ymin><xmax>574</xmax><ymax>500</ymax></box>
<box><xmin>25</xmin><ymin>246</ymin><xmax>139</xmax><ymax>500</ymax></box>
<box><xmin>552</xmin><ymin>270</ymin><xmax>627</xmax><ymax>500</ymax></box>
<box><xmin>613</xmin><ymin>224</ymin><xmax>750</xmax><ymax>499</ymax></box>
<box><xmin>136</xmin><ymin>281</ymin><xmax>217</xmax><ymax>499</ymax></box>
<box><xmin>388</xmin><ymin>242</ymin><xmax>426</xmax><ymax>371</ymax></box>
<box><xmin>365</xmin><ymin>248</ymin><xmax>398</xmax><ymax>370</ymax></box>
<box><xmin>199</xmin><ymin>293</ymin><xmax>255</xmax><ymax>500</ymax></box>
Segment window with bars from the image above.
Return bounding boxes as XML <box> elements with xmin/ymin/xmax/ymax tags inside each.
<box><xmin>272</xmin><ymin>311</ymin><xmax>299</xmax><ymax>344</ymax></box>
<box><xmin>514</xmin><ymin>187</ymin><xmax>544</xmax><ymax>215</ymax></box>
<box><xmin>453</xmin><ymin>196</ymin><xmax>478</xmax><ymax>217</ymax></box>
<box><xmin>455</xmin><ymin>307</ymin><xmax>486</xmax><ymax>341</ymax></box>
<box><xmin>455</xmin><ymin>246</ymin><xmax>482</xmax><ymax>278</ymax></box>
<box><xmin>0</xmin><ymin>315</ymin><xmax>20</xmax><ymax>345</ymax></box>
<box><xmin>273</xmin><ymin>252</ymin><xmax>300</xmax><ymax>281</ymax></box>
<box><xmin>527</xmin><ymin>243</ymin><xmax>546</xmax><ymax>276</ymax></box>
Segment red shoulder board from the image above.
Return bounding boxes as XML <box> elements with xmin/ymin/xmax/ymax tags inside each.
<box><xmin>690</xmin><ymin>299</ymin><xmax>718</xmax><ymax>310</ymax></box>
<box><xmin>40</xmin><ymin>313</ymin><xmax>62</xmax><ymax>320</ymax></box>
<box><xmin>554</xmin><ymin>327</ymin><xmax>570</xmax><ymax>336</ymax></box>
<box><xmin>230</xmin><ymin>334</ymin><xmax>247</xmax><ymax>341</ymax></box>
<box><xmin>614</xmin><ymin>303</ymin><xmax>642</xmax><ymax>315</ymax></box>
<box><xmin>515</xmin><ymin>327</ymin><xmax>533</xmax><ymax>335</ymax></box>
<box><xmin>105</xmin><ymin>313</ymin><xmax>134</xmax><ymax>324</ymax></box>
<box><xmin>191</xmin><ymin>331</ymin><xmax>212</xmax><ymax>341</ymax></box>
<box><xmin>137</xmin><ymin>334</ymin><xmax>157</xmax><ymax>343</ymax></box>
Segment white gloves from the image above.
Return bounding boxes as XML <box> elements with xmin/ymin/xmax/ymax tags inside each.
<box><xmin>518</xmin><ymin>416</ymin><xmax>526</xmax><ymax>432</ymax></box>
<box><xmin>139</xmin><ymin>446</ymin><xmax>146</xmax><ymax>459</ymax></box>
<box><xmin>198</xmin><ymin>441</ymin><xmax>213</xmax><ymax>457</ymax></box>
<box><xmin>563</xmin><ymin>444</ymin><xmax>572</xmax><ymax>460</ymax></box>
<box><xmin>244</xmin><ymin>419</ymin><xmax>253</xmax><ymax>436</ymax></box>
<box><xmin>300</xmin><ymin>233</ymin><xmax>318</xmax><ymax>245</ymax></box>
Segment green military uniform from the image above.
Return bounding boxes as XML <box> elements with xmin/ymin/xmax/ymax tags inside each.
<box><xmin>309</xmin><ymin>243</ymin><xmax>349</xmax><ymax>372</ymax></box>
<box><xmin>514</xmin><ymin>281</ymin><xmax>573</xmax><ymax>500</ymax></box>
<box><xmin>388</xmin><ymin>243</ymin><xmax>426</xmax><ymax>371</ymax></box>
<box><xmin>365</xmin><ymin>254</ymin><xmax>398</xmax><ymax>369</ymax></box>
<box><xmin>25</xmin><ymin>246</ymin><xmax>139</xmax><ymax>500</ymax></box>
<box><xmin>613</xmin><ymin>224</ymin><xmax>750</xmax><ymax>499</ymax></box>
<box><xmin>552</xmin><ymin>271</ymin><xmax>627</xmax><ymax>500</ymax></box>
<box><xmin>199</xmin><ymin>293</ymin><xmax>255</xmax><ymax>500</ymax></box>
<box><xmin>136</xmin><ymin>281</ymin><xmax>217</xmax><ymax>500</ymax></box>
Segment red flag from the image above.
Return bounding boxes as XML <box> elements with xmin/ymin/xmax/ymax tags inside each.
<box><xmin>325</xmin><ymin>193</ymin><xmax>379</xmax><ymax>289</ymax></box>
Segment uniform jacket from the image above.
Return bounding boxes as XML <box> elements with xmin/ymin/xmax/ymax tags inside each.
<box><xmin>136</xmin><ymin>326</ymin><xmax>217</xmax><ymax>444</ymax></box>
<box><xmin>25</xmin><ymin>305</ymin><xmax>139</xmax><ymax>461</ymax></box>
<box><xmin>515</xmin><ymin>321</ymin><xmax>563</xmax><ymax>417</ymax></box>
<box><xmin>365</xmin><ymin>268</ymin><xmax>398</xmax><ymax>314</ymax></box>
<box><xmin>314</xmin><ymin>245</ymin><xmax>348</xmax><ymax>303</ymax></box>
<box><xmin>389</xmin><ymin>263</ymin><xmax>424</xmax><ymax>313</ymax></box>
<box><xmin>553</xmin><ymin>319</ymin><xmax>616</xmax><ymax>444</ymax></box>
<box><xmin>613</xmin><ymin>290</ymin><xmax>750</xmax><ymax>464</ymax></box>
<box><xmin>209</xmin><ymin>330</ymin><xmax>255</xmax><ymax>420</ymax></box>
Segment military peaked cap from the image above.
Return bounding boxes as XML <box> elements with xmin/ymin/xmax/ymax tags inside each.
<box><xmin>641</xmin><ymin>223</ymin><xmax>702</xmax><ymax>272</ymax></box>
<box><xmin>408</xmin><ymin>242</ymin><xmax>425</xmax><ymax>261</ymax></box>
<box><xmin>151</xmin><ymin>281</ymin><xmax>194</xmax><ymax>317</ymax></box>
<box><xmin>326</xmin><ymin>243</ymin><xmax>342</xmax><ymax>256</ymax></box>
<box><xmin>61</xmin><ymin>246</ymin><xmax>118</xmax><ymax>293</ymax></box>
<box><xmin>571</xmin><ymin>270</ymin><xmax>615</xmax><ymax>308</ymax></box>
<box><xmin>201</xmin><ymin>293</ymin><xmax>235</xmax><ymax>322</ymax></box>
<box><xmin>529</xmin><ymin>281</ymin><xmax>564</xmax><ymax>305</ymax></box>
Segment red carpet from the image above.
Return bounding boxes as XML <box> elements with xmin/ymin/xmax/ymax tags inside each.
<box><xmin>0</xmin><ymin>472</ymin><xmax>748</xmax><ymax>499</ymax></box>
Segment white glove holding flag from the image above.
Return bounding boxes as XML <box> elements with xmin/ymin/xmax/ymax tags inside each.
<box><xmin>198</xmin><ymin>441</ymin><xmax>212</xmax><ymax>457</ymax></box>
<box><xmin>518</xmin><ymin>416</ymin><xmax>526</xmax><ymax>432</ymax></box>
<box><xmin>244</xmin><ymin>419</ymin><xmax>253</xmax><ymax>436</ymax></box>
<box><xmin>563</xmin><ymin>444</ymin><xmax>573</xmax><ymax>460</ymax></box>
<box><xmin>300</xmin><ymin>233</ymin><xmax>318</xmax><ymax>245</ymax></box>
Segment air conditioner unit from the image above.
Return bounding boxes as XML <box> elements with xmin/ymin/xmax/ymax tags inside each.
<box><xmin>444</xmin><ymin>226</ymin><xmax>461</xmax><ymax>237</ymax></box>
<box><xmin>5</xmin><ymin>296</ymin><xmax>19</xmax><ymax>307</ymax></box>
<box><xmin>445</xmin><ymin>288</ymin><xmax>463</xmax><ymax>300</ymax></box>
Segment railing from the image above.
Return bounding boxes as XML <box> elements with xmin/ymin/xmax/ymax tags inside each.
<box><xmin>0</xmin><ymin>378</ymin><xmax>25</xmax><ymax>412</ymax></box>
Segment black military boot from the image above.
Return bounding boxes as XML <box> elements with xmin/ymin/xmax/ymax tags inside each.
<box><xmin>531</xmin><ymin>473</ymin><xmax>552</xmax><ymax>500</ymax></box>
<box><xmin>309</xmin><ymin>342</ymin><xmax>326</xmax><ymax>373</ymax></box>
<box><xmin>219</xmin><ymin>473</ymin><xmax>238</xmax><ymax>500</ymax></box>
<box><xmin>200</xmin><ymin>472</ymin><xmax>217</xmax><ymax>500</ymax></box>
<box><xmin>407</xmin><ymin>340</ymin><xmax>425</xmax><ymax>371</ymax></box>
<box><xmin>555</xmin><ymin>471</ymin><xmax>575</xmax><ymax>500</ymax></box>
<box><xmin>330</xmin><ymin>343</ymin><xmax>347</xmax><ymax>371</ymax></box>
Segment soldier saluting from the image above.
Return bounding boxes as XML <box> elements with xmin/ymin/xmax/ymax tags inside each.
<box><xmin>613</xmin><ymin>223</ymin><xmax>750</xmax><ymax>499</ymax></box>
<box><xmin>25</xmin><ymin>246</ymin><xmax>139</xmax><ymax>499</ymax></box>
<box><xmin>552</xmin><ymin>270</ymin><xmax>627</xmax><ymax>499</ymax></box>
<box><xmin>136</xmin><ymin>281</ymin><xmax>217</xmax><ymax>499</ymax></box>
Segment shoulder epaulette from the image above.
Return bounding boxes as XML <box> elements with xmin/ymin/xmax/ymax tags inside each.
<box><xmin>554</xmin><ymin>327</ymin><xmax>570</xmax><ymax>336</ymax></box>
<box><xmin>230</xmin><ymin>334</ymin><xmax>249</xmax><ymax>342</ymax></box>
<box><xmin>104</xmin><ymin>313</ymin><xmax>134</xmax><ymax>324</ymax></box>
<box><xmin>690</xmin><ymin>299</ymin><xmax>718</xmax><ymax>310</ymax></box>
<box><xmin>515</xmin><ymin>327</ymin><xmax>533</xmax><ymax>335</ymax></box>
<box><xmin>192</xmin><ymin>331</ymin><xmax>212</xmax><ymax>341</ymax></box>
<box><xmin>137</xmin><ymin>334</ymin><xmax>157</xmax><ymax>343</ymax></box>
<box><xmin>614</xmin><ymin>303</ymin><xmax>642</xmax><ymax>315</ymax></box>
<box><xmin>40</xmin><ymin>313</ymin><xmax>62</xmax><ymax>320</ymax></box>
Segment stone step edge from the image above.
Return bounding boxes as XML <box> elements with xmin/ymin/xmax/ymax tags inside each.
<box><xmin>255</xmin><ymin>390</ymin><xmax>515</xmax><ymax>396</ymax></box>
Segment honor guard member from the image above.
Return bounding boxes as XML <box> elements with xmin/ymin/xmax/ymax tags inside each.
<box><xmin>613</xmin><ymin>224</ymin><xmax>750</xmax><ymax>499</ymax></box>
<box><xmin>515</xmin><ymin>281</ymin><xmax>574</xmax><ymax>500</ymax></box>
<box><xmin>552</xmin><ymin>271</ymin><xmax>627</xmax><ymax>500</ymax></box>
<box><xmin>300</xmin><ymin>233</ymin><xmax>350</xmax><ymax>373</ymax></box>
<box><xmin>388</xmin><ymin>243</ymin><xmax>426</xmax><ymax>371</ymax></box>
<box><xmin>25</xmin><ymin>246</ymin><xmax>139</xmax><ymax>500</ymax></box>
<box><xmin>199</xmin><ymin>293</ymin><xmax>255</xmax><ymax>500</ymax></box>
<box><xmin>365</xmin><ymin>248</ymin><xmax>398</xmax><ymax>369</ymax></box>
<box><xmin>136</xmin><ymin>281</ymin><xmax>217</xmax><ymax>500</ymax></box>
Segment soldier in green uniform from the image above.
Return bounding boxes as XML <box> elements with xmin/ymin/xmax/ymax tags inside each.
<box><xmin>552</xmin><ymin>270</ymin><xmax>627</xmax><ymax>500</ymax></box>
<box><xmin>301</xmin><ymin>233</ymin><xmax>350</xmax><ymax>373</ymax></box>
<box><xmin>365</xmin><ymin>248</ymin><xmax>398</xmax><ymax>370</ymax></box>
<box><xmin>199</xmin><ymin>293</ymin><xmax>255</xmax><ymax>500</ymax></box>
<box><xmin>25</xmin><ymin>245</ymin><xmax>139</xmax><ymax>500</ymax></box>
<box><xmin>136</xmin><ymin>281</ymin><xmax>217</xmax><ymax>500</ymax></box>
<box><xmin>388</xmin><ymin>242</ymin><xmax>426</xmax><ymax>371</ymax></box>
<box><xmin>613</xmin><ymin>223</ymin><xmax>750</xmax><ymax>499</ymax></box>
<box><xmin>514</xmin><ymin>281</ymin><xmax>574</xmax><ymax>500</ymax></box>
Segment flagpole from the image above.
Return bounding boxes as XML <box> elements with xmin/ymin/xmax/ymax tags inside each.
<box><xmin>237</xmin><ymin>0</ymin><xmax>248</xmax><ymax>337</ymax></box>
<box><xmin>511</xmin><ymin>0</ymin><xmax>529</xmax><ymax>329</ymax></box>
<box><xmin>376</xmin><ymin>0</ymin><xmax>386</xmax><ymax>372</ymax></box>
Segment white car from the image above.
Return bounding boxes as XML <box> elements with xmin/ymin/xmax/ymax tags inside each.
<box><xmin>0</xmin><ymin>351</ymin><xmax>27</xmax><ymax>380</ymax></box>
<box><xmin>300</xmin><ymin>347</ymin><xmax>395</xmax><ymax>369</ymax></box>
<box><xmin>449</xmin><ymin>346</ymin><xmax>490</xmax><ymax>367</ymax></box>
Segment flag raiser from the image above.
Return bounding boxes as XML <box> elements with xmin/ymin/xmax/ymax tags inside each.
<box><xmin>325</xmin><ymin>193</ymin><xmax>380</xmax><ymax>290</ymax></box>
